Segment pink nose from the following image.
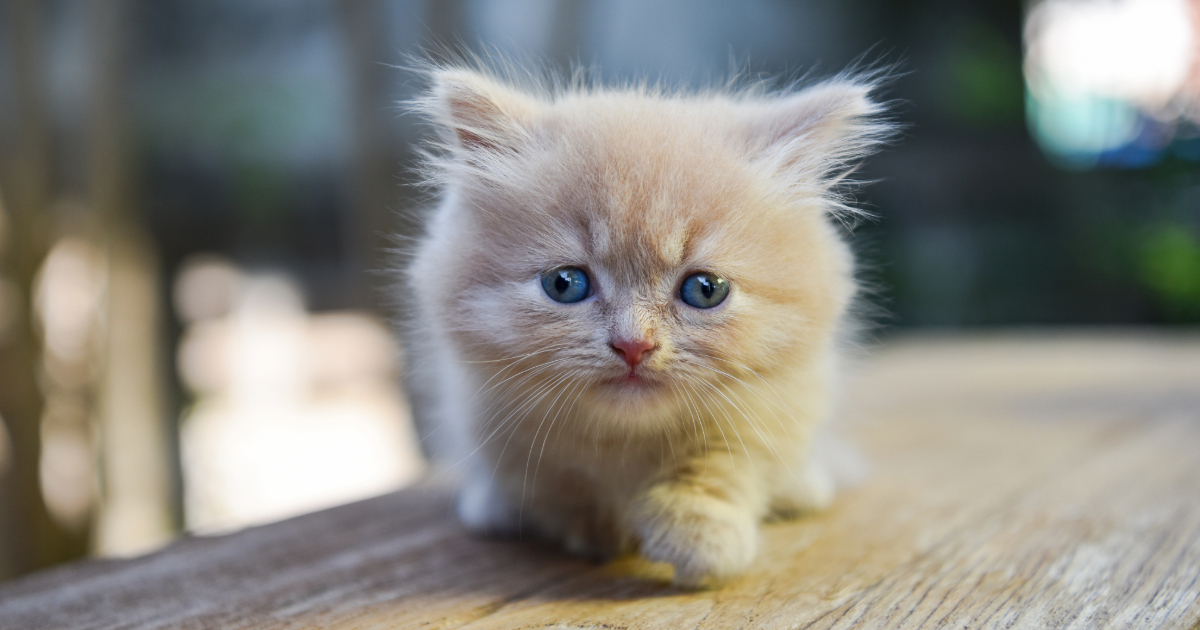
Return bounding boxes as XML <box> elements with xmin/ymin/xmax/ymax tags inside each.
<box><xmin>611</xmin><ymin>338</ymin><xmax>656</xmax><ymax>369</ymax></box>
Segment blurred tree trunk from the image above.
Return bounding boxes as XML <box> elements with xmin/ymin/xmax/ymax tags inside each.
<box><xmin>337</xmin><ymin>0</ymin><xmax>402</xmax><ymax>311</ymax></box>
<box><xmin>85</xmin><ymin>0</ymin><xmax>176</xmax><ymax>556</ymax></box>
<box><xmin>0</xmin><ymin>0</ymin><xmax>87</xmax><ymax>581</ymax></box>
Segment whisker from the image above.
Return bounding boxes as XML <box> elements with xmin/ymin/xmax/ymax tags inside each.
<box><xmin>685</xmin><ymin>373</ymin><xmax>756</xmax><ymax>471</ymax></box>
<box><xmin>526</xmin><ymin>369</ymin><xmax>587</xmax><ymax>500</ymax></box>
<box><xmin>678</xmin><ymin>359</ymin><xmax>800</xmax><ymax>445</ymax></box>
<box><xmin>517</xmin><ymin>369</ymin><xmax>582</xmax><ymax>507</ymax></box>
<box><xmin>444</xmin><ymin>357</ymin><xmax>577</xmax><ymax>477</ymax></box>
<box><xmin>671</xmin><ymin>375</ymin><xmax>709</xmax><ymax>459</ymax></box>
<box><xmin>458</xmin><ymin>342</ymin><xmax>575</xmax><ymax>364</ymax></box>
<box><xmin>678</xmin><ymin>375</ymin><xmax>736</xmax><ymax>468</ymax></box>
<box><xmin>530</xmin><ymin>372</ymin><xmax>595</xmax><ymax>500</ymax></box>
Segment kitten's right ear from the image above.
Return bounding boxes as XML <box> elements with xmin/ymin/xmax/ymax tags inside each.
<box><xmin>431</xmin><ymin>69</ymin><xmax>541</xmax><ymax>154</ymax></box>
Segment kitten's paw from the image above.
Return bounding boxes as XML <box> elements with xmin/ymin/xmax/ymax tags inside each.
<box><xmin>457</xmin><ymin>475</ymin><xmax>520</xmax><ymax>535</ymax></box>
<box><xmin>630</xmin><ymin>485</ymin><xmax>759</xmax><ymax>587</ymax></box>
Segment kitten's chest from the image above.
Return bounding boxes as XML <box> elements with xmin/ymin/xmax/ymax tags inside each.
<box><xmin>493</xmin><ymin>429</ymin><xmax>685</xmax><ymax>503</ymax></box>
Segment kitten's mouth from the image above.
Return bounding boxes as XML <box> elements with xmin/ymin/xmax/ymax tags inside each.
<box><xmin>607</xmin><ymin>371</ymin><xmax>661</xmax><ymax>389</ymax></box>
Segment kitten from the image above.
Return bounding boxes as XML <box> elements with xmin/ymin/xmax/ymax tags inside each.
<box><xmin>404</xmin><ymin>64</ymin><xmax>889</xmax><ymax>586</ymax></box>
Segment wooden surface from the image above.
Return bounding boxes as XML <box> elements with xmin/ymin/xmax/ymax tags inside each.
<box><xmin>1</xmin><ymin>332</ymin><xmax>1198</xmax><ymax>629</ymax></box>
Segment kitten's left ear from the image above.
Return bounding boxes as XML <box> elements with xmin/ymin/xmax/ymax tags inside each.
<box><xmin>743</xmin><ymin>80</ymin><xmax>888</xmax><ymax>183</ymax></box>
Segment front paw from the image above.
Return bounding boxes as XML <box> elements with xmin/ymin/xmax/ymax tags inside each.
<box><xmin>630</xmin><ymin>484</ymin><xmax>759</xmax><ymax>587</ymax></box>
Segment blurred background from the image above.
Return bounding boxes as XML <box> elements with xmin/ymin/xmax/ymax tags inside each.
<box><xmin>0</xmin><ymin>0</ymin><xmax>1197</xmax><ymax>583</ymax></box>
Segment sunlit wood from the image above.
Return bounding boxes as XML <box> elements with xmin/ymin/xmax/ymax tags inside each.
<box><xmin>1</xmin><ymin>333</ymin><xmax>1196</xmax><ymax>629</ymax></box>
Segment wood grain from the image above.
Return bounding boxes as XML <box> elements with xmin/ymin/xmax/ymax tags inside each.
<box><xmin>1</xmin><ymin>332</ymin><xmax>1198</xmax><ymax>629</ymax></box>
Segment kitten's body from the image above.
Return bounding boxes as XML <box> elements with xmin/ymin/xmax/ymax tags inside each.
<box><xmin>406</xmin><ymin>67</ymin><xmax>887</xmax><ymax>585</ymax></box>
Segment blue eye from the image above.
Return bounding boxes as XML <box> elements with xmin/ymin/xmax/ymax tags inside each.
<box><xmin>541</xmin><ymin>267</ymin><xmax>591</xmax><ymax>303</ymax></box>
<box><xmin>679</xmin><ymin>272</ymin><xmax>729</xmax><ymax>309</ymax></box>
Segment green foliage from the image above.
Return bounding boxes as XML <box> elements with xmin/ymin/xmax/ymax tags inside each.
<box><xmin>1138</xmin><ymin>224</ymin><xmax>1200</xmax><ymax>320</ymax></box>
<box><xmin>944</xmin><ymin>20</ymin><xmax>1023</xmax><ymax>128</ymax></box>
<box><xmin>232</xmin><ymin>162</ymin><xmax>288</xmax><ymax>226</ymax></box>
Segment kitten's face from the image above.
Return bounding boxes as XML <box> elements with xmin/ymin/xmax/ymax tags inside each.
<box><xmin>417</xmin><ymin>73</ymin><xmax>871</xmax><ymax>435</ymax></box>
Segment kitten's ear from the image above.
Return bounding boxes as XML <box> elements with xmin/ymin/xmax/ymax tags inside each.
<box><xmin>431</xmin><ymin>69</ymin><xmax>541</xmax><ymax>154</ymax></box>
<box><xmin>743</xmin><ymin>80</ymin><xmax>887</xmax><ymax>183</ymax></box>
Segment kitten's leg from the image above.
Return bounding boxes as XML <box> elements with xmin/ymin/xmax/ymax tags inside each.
<box><xmin>457</xmin><ymin>464</ymin><xmax>521</xmax><ymax>535</ymax></box>
<box><xmin>627</xmin><ymin>456</ymin><xmax>766</xmax><ymax>587</ymax></box>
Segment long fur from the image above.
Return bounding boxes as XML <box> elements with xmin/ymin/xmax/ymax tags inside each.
<box><xmin>402</xmin><ymin>61</ymin><xmax>892</xmax><ymax>586</ymax></box>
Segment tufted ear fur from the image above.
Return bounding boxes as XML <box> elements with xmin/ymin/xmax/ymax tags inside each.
<box><xmin>742</xmin><ymin>80</ymin><xmax>887</xmax><ymax>185</ymax></box>
<box><xmin>431</xmin><ymin>69</ymin><xmax>542</xmax><ymax>154</ymax></box>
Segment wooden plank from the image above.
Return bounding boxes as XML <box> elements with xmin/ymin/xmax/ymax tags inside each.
<box><xmin>1</xmin><ymin>333</ymin><xmax>1198</xmax><ymax>629</ymax></box>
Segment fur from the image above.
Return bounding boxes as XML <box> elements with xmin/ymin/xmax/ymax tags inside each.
<box><xmin>403</xmin><ymin>64</ymin><xmax>890</xmax><ymax>586</ymax></box>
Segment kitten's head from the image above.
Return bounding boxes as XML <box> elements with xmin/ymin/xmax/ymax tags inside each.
<box><xmin>411</xmin><ymin>68</ymin><xmax>889</xmax><ymax>435</ymax></box>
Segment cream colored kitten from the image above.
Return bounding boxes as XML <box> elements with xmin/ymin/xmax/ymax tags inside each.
<box><xmin>405</xmin><ymin>65</ymin><xmax>888</xmax><ymax>586</ymax></box>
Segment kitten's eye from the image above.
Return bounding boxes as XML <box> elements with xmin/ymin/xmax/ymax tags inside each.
<box><xmin>679</xmin><ymin>272</ymin><xmax>730</xmax><ymax>309</ymax></box>
<box><xmin>541</xmin><ymin>267</ymin><xmax>591</xmax><ymax>303</ymax></box>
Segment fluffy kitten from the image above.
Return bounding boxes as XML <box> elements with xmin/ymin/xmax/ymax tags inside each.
<box><xmin>405</xmin><ymin>65</ymin><xmax>888</xmax><ymax>586</ymax></box>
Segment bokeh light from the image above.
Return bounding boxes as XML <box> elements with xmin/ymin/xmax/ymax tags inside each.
<box><xmin>175</xmin><ymin>257</ymin><xmax>422</xmax><ymax>533</ymax></box>
<box><xmin>1024</xmin><ymin>0</ymin><xmax>1200</xmax><ymax>167</ymax></box>
<box><xmin>33</xmin><ymin>238</ymin><xmax>104</xmax><ymax>534</ymax></box>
